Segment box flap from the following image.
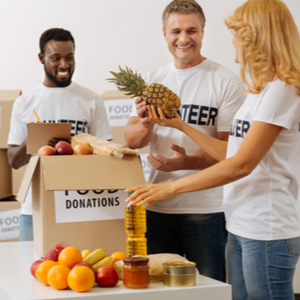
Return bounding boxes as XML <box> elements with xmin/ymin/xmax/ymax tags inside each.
<box><xmin>0</xmin><ymin>90</ymin><xmax>22</xmax><ymax>101</ymax></box>
<box><xmin>16</xmin><ymin>156</ymin><xmax>39</xmax><ymax>203</ymax></box>
<box><xmin>41</xmin><ymin>155</ymin><xmax>146</xmax><ymax>190</ymax></box>
<box><xmin>101</xmin><ymin>90</ymin><xmax>132</xmax><ymax>100</ymax></box>
<box><xmin>27</xmin><ymin>123</ymin><xmax>72</xmax><ymax>154</ymax></box>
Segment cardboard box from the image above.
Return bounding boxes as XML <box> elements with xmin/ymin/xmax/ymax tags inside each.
<box><xmin>101</xmin><ymin>90</ymin><xmax>133</xmax><ymax>147</ymax></box>
<box><xmin>27</xmin><ymin>123</ymin><xmax>72</xmax><ymax>154</ymax></box>
<box><xmin>0</xmin><ymin>90</ymin><xmax>22</xmax><ymax>149</ymax></box>
<box><xmin>18</xmin><ymin>155</ymin><xmax>146</xmax><ymax>257</ymax></box>
<box><xmin>11</xmin><ymin>122</ymin><xmax>71</xmax><ymax>196</ymax></box>
<box><xmin>101</xmin><ymin>90</ymin><xmax>150</xmax><ymax>178</ymax></box>
<box><xmin>0</xmin><ymin>200</ymin><xmax>21</xmax><ymax>242</ymax></box>
<box><xmin>17</xmin><ymin>123</ymin><xmax>146</xmax><ymax>257</ymax></box>
<box><xmin>12</xmin><ymin>165</ymin><xmax>27</xmax><ymax>196</ymax></box>
<box><xmin>0</xmin><ymin>149</ymin><xmax>12</xmax><ymax>199</ymax></box>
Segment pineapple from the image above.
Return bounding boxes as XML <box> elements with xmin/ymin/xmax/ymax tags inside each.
<box><xmin>106</xmin><ymin>66</ymin><xmax>181</xmax><ymax>118</ymax></box>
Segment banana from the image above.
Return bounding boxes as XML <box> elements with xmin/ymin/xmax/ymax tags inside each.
<box><xmin>81</xmin><ymin>249</ymin><xmax>91</xmax><ymax>260</ymax></box>
<box><xmin>83</xmin><ymin>248</ymin><xmax>106</xmax><ymax>265</ymax></box>
<box><xmin>92</xmin><ymin>256</ymin><xmax>113</xmax><ymax>271</ymax></box>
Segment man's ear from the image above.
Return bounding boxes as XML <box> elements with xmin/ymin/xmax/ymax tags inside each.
<box><xmin>162</xmin><ymin>27</ymin><xmax>167</xmax><ymax>41</ymax></box>
<box><xmin>38</xmin><ymin>53</ymin><xmax>44</xmax><ymax>64</ymax></box>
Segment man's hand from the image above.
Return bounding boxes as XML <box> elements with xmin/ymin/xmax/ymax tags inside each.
<box><xmin>135</xmin><ymin>97</ymin><xmax>151</xmax><ymax>126</ymax></box>
<box><xmin>48</xmin><ymin>137</ymin><xmax>71</xmax><ymax>148</ymax></box>
<box><xmin>147</xmin><ymin>143</ymin><xmax>187</xmax><ymax>172</ymax></box>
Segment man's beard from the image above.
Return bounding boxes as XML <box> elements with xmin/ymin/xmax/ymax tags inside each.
<box><xmin>44</xmin><ymin>66</ymin><xmax>74</xmax><ymax>87</ymax></box>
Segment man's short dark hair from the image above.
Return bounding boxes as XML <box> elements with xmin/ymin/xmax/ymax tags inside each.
<box><xmin>39</xmin><ymin>28</ymin><xmax>75</xmax><ymax>54</ymax></box>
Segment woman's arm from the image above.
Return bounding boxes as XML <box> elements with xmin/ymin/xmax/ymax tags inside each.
<box><xmin>147</xmin><ymin>106</ymin><xmax>228</xmax><ymax>161</ymax></box>
<box><xmin>125</xmin><ymin>121</ymin><xmax>282</xmax><ymax>206</ymax></box>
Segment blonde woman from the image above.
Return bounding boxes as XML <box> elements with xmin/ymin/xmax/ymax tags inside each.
<box><xmin>126</xmin><ymin>0</ymin><xmax>300</xmax><ymax>299</ymax></box>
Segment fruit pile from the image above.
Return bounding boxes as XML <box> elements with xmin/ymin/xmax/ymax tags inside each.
<box><xmin>37</xmin><ymin>141</ymin><xmax>94</xmax><ymax>156</ymax></box>
<box><xmin>30</xmin><ymin>243</ymin><xmax>127</xmax><ymax>292</ymax></box>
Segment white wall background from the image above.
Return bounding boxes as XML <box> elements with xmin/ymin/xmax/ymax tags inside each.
<box><xmin>0</xmin><ymin>0</ymin><xmax>300</xmax><ymax>292</ymax></box>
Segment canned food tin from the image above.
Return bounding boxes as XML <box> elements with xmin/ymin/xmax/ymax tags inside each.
<box><xmin>162</xmin><ymin>261</ymin><xmax>196</xmax><ymax>287</ymax></box>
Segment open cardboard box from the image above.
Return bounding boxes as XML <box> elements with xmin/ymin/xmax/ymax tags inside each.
<box><xmin>17</xmin><ymin>123</ymin><xmax>146</xmax><ymax>257</ymax></box>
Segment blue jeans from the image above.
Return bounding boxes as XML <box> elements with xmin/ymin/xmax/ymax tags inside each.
<box><xmin>227</xmin><ymin>232</ymin><xmax>300</xmax><ymax>300</ymax></box>
<box><xmin>19</xmin><ymin>214</ymin><xmax>33</xmax><ymax>241</ymax></box>
<box><xmin>146</xmin><ymin>210</ymin><xmax>227</xmax><ymax>282</ymax></box>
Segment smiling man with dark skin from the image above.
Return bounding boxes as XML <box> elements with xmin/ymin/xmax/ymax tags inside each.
<box><xmin>124</xmin><ymin>0</ymin><xmax>246</xmax><ymax>282</ymax></box>
<box><xmin>41</xmin><ymin>39</ymin><xmax>75</xmax><ymax>88</ymax></box>
<box><xmin>7</xmin><ymin>28</ymin><xmax>112</xmax><ymax>241</ymax></box>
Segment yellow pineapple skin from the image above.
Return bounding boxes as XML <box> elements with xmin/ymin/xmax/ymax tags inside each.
<box><xmin>142</xmin><ymin>83</ymin><xmax>180</xmax><ymax>118</ymax></box>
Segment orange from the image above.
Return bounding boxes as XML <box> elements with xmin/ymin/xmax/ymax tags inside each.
<box><xmin>111</xmin><ymin>251</ymin><xmax>128</xmax><ymax>264</ymax></box>
<box><xmin>47</xmin><ymin>264</ymin><xmax>70</xmax><ymax>290</ymax></box>
<box><xmin>68</xmin><ymin>266</ymin><xmax>95</xmax><ymax>292</ymax></box>
<box><xmin>36</xmin><ymin>260</ymin><xmax>59</xmax><ymax>286</ymax></box>
<box><xmin>58</xmin><ymin>246</ymin><xmax>82</xmax><ymax>269</ymax></box>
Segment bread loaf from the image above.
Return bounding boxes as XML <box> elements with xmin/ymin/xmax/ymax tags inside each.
<box><xmin>71</xmin><ymin>133</ymin><xmax>139</xmax><ymax>158</ymax></box>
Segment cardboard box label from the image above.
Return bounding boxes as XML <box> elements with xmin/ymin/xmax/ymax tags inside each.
<box><xmin>104</xmin><ymin>99</ymin><xmax>133</xmax><ymax>127</ymax></box>
<box><xmin>0</xmin><ymin>209</ymin><xmax>20</xmax><ymax>241</ymax></box>
<box><xmin>139</xmin><ymin>153</ymin><xmax>151</xmax><ymax>182</ymax></box>
<box><xmin>54</xmin><ymin>189</ymin><xmax>128</xmax><ymax>223</ymax></box>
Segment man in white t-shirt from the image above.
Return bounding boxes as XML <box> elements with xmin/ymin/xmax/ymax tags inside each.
<box><xmin>124</xmin><ymin>0</ymin><xmax>245</xmax><ymax>282</ymax></box>
<box><xmin>7</xmin><ymin>28</ymin><xmax>113</xmax><ymax>241</ymax></box>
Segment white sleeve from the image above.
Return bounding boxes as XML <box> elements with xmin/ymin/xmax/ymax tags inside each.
<box><xmin>7</xmin><ymin>97</ymin><xmax>27</xmax><ymax>145</ymax></box>
<box><xmin>89</xmin><ymin>95</ymin><xmax>113</xmax><ymax>141</ymax></box>
<box><xmin>217</xmin><ymin>81</ymin><xmax>246</xmax><ymax>132</ymax></box>
<box><xmin>254</xmin><ymin>82</ymin><xmax>300</xmax><ymax>130</ymax></box>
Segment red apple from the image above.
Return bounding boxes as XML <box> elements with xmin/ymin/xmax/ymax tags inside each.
<box><xmin>73</xmin><ymin>262</ymin><xmax>94</xmax><ymax>273</ymax></box>
<box><xmin>37</xmin><ymin>145</ymin><xmax>56</xmax><ymax>156</ymax></box>
<box><xmin>73</xmin><ymin>143</ymin><xmax>93</xmax><ymax>155</ymax></box>
<box><xmin>43</xmin><ymin>242</ymin><xmax>66</xmax><ymax>261</ymax></box>
<box><xmin>43</xmin><ymin>247</ymin><xmax>61</xmax><ymax>261</ymax></box>
<box><xmin>55</xmin><ymin>141</ymin><xmax>73</xmax><ymax>155</ymax></box>
<box><xmin>30</xmin><ymin>259</ymin><xmax>45</xmax><ymax>278</ymax></box>
<box><xmin>96</xmin><ymin>265</ymin><xmax>119</xmax><ymax>287</ymax></box>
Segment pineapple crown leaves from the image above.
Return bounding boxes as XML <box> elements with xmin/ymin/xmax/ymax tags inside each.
<box><xmin>106</xmin><ymin>65</ymin><xmax>147</xmax><ymax>97</ymax></box>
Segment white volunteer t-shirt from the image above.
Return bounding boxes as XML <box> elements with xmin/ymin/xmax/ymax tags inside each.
<box><xmin>224</xmin><ymin>79</ymin><xmax>300</xmax><ymax>240</ymax></box>
<box><xmin>131</xmin><ymin>60</ymin><xmax>245</xmax><ymax>214</ymax></box>
<box><xmin>8</xmin><ymin>82</ymin><xmax>113</xmax><ymax>215</ymax></box>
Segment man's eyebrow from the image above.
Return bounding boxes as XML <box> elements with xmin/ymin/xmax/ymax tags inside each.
<box><xmin>170</xmin><ymin>26</ymin><xmax>198</xmax><ymax>31</ymax></box>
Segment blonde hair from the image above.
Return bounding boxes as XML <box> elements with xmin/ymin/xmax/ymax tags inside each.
<box><xmin>225</xmin><ymin>0</ymin><xmax>300</xmax><ymax>96</ymax></box>
<box><xmin>162</xmin><ymin>0</ymin><xmax>206</xmax><ymax>29</ymax></box>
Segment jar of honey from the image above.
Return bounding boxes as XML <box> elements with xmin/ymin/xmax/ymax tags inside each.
<box><xmin>123</xmin><ymin>257</ymin><xmax>150</xmax><ymax>289</ymax></box>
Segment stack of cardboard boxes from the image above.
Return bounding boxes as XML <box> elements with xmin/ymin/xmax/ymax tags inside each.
<box><xmin>0</xmin><ymin>89</ymin><xmax>150</xmax><ymax>256</ymax></box>
<box><xmin>0</xmin><ymin>90</ymin><xmax>22</xmax><ymax>242</ymax></box>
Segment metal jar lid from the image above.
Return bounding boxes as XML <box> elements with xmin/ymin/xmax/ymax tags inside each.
<box><xmin>163</xmin><ymin>261</ymin><xmax>196</xmax><ymax>275</ymax></box>
<box><xmin>123</xmin><ymin>257</ymin><xmax>149</xmax><ymax>264</ymax></box>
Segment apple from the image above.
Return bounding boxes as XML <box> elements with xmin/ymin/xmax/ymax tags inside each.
<box><xmin>73</xmin><ymin>262</ymin><xmax>94</xmax><ymax>273</ymax></box>
<box><xmin>55</xmin><ymin>141</ymin><xmax>73</xmax><ymax>155</ymax></box>
<box><xmin>43</xmin><ymin>247</ymin><xmax>60</xmax><ymax>261</ymax></box>
<box><xmin>96</xmin><ymin>265</ymin><xmax>119</xmax><ymax>287</ymax></box>
<box><xmin>30</xmin><ymin>259</ymin><xmax>45</xmax><ymax>278</ymax></box>
<box><xmin>37</xmin><ymin>145</ymin><xmax>56</xmax><ymax>156</ymax></box>
<box><xmin>43</xmin><ymin>242</ymin><xmax>67</xmax><ymax>261</ymax></box>
<box><xmin>73</xmin><ymin>143</ymin><xmax>93</xmax><ymax>155</ymax></box>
